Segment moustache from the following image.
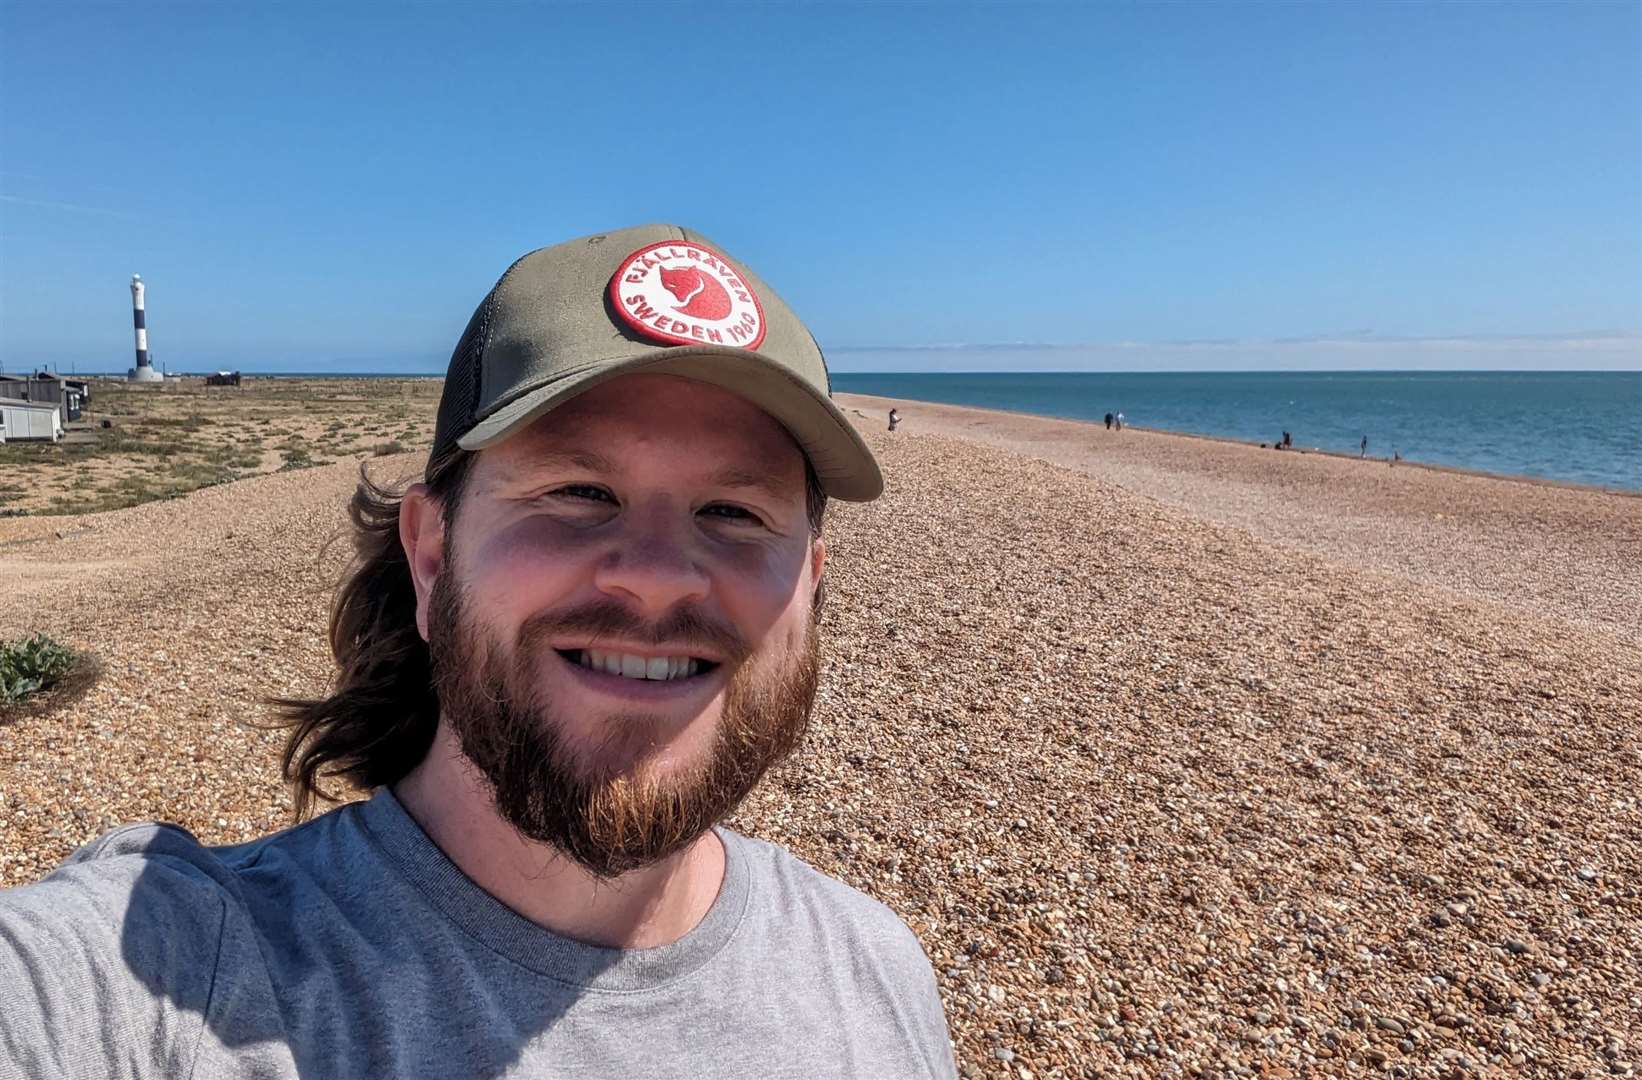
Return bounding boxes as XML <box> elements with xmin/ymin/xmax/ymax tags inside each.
<box><xmin>517</xmin><ymin>600</ymin><xmax>751</xmax><ymax>666</ymax></box>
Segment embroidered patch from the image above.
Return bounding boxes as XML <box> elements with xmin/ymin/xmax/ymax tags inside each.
<box><xmin>609</xmin><ymin>241</ymin><xmax>766</xmax><ymax>349</ymax></box>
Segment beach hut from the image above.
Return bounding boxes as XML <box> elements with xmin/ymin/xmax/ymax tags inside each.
<box><xmin>0</xmin><ymin>371</ymin><xmax>84</xmax><ymax>424</ymax></box>
<box><xmin>0</xmin><ymin>397</ymin><xmax>65</xmax><ymax>442</ymax></box>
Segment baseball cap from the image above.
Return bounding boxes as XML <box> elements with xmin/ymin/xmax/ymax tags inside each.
<box><xmin>429</xmin><ymin>224</ymin><xmax>882</xmax><ymax>501</ymax></box>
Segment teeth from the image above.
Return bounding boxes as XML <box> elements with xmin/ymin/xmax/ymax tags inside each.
<box><xmin>575</xmin><ymin>650</ymin><xmax>700</xmax><ymax>681</ymax></box>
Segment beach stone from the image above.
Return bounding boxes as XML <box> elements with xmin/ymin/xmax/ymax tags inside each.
<box><xmin>6</xmin><ymin>386</ymin><xmax>1642</xmax><ymax>1079</ymax></box>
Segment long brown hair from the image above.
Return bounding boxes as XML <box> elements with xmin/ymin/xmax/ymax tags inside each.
<box><xmin>274</xmin><ymin>449</ymin><xmax>475</xmax><ymax>821</ymax></box>
<box><xmin>274</xmin><ymin>446</ymin><xmax>826</xmax><ymax>822</ymax></box>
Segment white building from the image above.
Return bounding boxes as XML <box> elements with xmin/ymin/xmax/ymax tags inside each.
<box><xmin>0</xmin><ymin>397</ymin><xmax>65</xmax><ymax>443</ymax></box>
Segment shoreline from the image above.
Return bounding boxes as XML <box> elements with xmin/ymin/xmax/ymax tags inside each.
<box><xmin>836</xmin><ymin>391</ymin><xmax>1642</xmax><ymax>645</ymax></box>
<box><xmin>840</xmin><ymin>392</ymin><xmax>1639</xmax><ymax>498</ymax></box>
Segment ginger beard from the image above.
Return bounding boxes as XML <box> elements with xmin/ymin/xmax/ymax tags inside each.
<box><xmin>425</xmin><ymin>571</ymin><xmax>819</xmax><ymax>880</ymax></box>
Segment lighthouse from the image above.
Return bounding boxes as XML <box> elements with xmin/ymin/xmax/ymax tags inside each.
<box><xmin>128</xmin><ymin>274</ymin><xmax>163</xmax><ymax>382</ymax></box>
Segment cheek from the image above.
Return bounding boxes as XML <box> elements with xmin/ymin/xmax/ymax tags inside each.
<box><xmin>709</xmin><ymin>542</ymin><xmax>814</xmax><ymax>643</ymax></box>
<box><xmin>460</xmin><ymin>519</ymin><xmax>592</xmax><ymax>616</ymax></box>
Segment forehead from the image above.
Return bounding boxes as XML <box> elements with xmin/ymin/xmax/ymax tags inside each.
<box><xmin>487</xmin><ymin>373</ymin><xmax>807</xmax><ymax>482</ymax></box>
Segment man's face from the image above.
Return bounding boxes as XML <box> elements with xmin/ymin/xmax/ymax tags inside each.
<box><xmin>421</xmin><ymin>374</ymin><xmax>825</xmax><ymax>877</ymax></box>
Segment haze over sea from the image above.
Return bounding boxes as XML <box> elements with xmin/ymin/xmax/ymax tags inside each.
<box><xmin>832</xmin><ymin>370</ymin><xmax>1642</xmax><ymax>492</ymax></box>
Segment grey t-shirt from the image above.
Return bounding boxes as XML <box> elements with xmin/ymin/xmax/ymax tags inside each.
<box><xmin>0</xmin><ymin>788</ymin><xmax>957</xmax><ymax>1078</ymax></box>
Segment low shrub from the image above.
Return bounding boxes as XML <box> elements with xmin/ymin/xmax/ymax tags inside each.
<box><xmin>0</xmin><ymin>633</ymin><xmax>76</xmax><ymax>704</ymax></box>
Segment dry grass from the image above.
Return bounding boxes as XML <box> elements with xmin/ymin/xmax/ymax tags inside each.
<box><xmin>0</xmin><ymin>376</ymin><xmax>441</xmax><ymax>515</ymax></box>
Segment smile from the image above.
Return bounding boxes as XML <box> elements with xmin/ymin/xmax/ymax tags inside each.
<box><xmin>555</xmin><ymin>649</ymin><xmax>717</xmax><ymax>682</ymax></box>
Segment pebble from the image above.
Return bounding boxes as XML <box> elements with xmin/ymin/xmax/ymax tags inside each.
<box><xmin>5</xmin><ymin>386</ymin><xmax>1642</xmax><ymax>1080</ymax></box>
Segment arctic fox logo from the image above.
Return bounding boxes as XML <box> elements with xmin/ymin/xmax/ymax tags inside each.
<box><xmin>610</xmin><ymin>240</ymin><xmax>767</xmax><ymax>349</ymax></box>
<box><xmin>658</xmin><ymin>266</ymin><xmax>732</xmax><ymax>320</ymax></box>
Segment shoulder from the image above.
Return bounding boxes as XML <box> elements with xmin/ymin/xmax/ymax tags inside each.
<box><xmin>0</xmin><ymin>822</ymin><xmax>242</xmax><ymax>1073</ymax></box>
<box><xmin>722</xmin><ymin>829</ymin><xmax>958</xmax><ymax>1077</ymax></box>
<box><xmin>1</xmin><ymin>804</ymin><xmax>365</xmax><ymax>970</ymax></box>
<box><xmin>8</xmin><ymin>821</ymin><xmax>238</xmax><ymax>935</ymax></box>
<box><xmin>0</xmin><ymin>818</ymin><xmax>277</xmax><ymax>983</ymax></box>
<box><xmin>724</xmin><ymin>828</ymin><xmax>933</xmax><ymax>972</ymax></box>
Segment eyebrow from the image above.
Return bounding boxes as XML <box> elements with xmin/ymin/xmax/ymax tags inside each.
<box><xmin>495</xmin><ymin>449</ymin><xmax>617</xmax><ymax>485</ymax></box>
<box><xmin>494</xmin><ymin>449</ymin><xmax>794</xmax><ymax>503</ymax></box>
<box><xmin>704</xmin><ymin>466</ymin><xmax>798</xmax><ymax>503</ymax></box>
<box><xmin>536</xmin><ymin>450</ymin><xmax>616</xmax><ymax>474</ymax></box>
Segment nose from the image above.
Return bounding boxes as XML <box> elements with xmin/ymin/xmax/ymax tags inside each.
<box><xmin>591</xmin><ymin>505</ymin><xmax>711</xmax><ymax>615</ymax></box>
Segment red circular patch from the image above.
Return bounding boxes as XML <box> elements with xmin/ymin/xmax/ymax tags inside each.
<box><xmin>609</xmin><ymin>241</ymin><xmax>767</xmax><ymax>350</ymax></box>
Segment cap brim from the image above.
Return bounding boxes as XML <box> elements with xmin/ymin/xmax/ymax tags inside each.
<box><xmin>455</xmin><ymin>346</ymin><xmax>883</xmax><ymax>502</ymax></box>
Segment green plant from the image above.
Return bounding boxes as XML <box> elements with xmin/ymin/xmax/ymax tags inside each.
<box><xmin>371</xmin><ymin>441</ymin><xmax>407</xmax><ymax>456</ymax></box>
<box><xmin>0</xmin><ymin>633</ymin><xmax>76</xmax><ymax>704</ymax></box>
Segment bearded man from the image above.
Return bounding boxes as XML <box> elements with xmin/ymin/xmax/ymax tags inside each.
<box><xmin>0</xmin><ymin>226</ymin><xmax>958</xmax><ymax>1078</ymax></box>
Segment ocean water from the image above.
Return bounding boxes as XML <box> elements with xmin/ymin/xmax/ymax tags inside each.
<box><xmin>832</xmin><ymin>371</ymin><xmax>1642</xmax><ymax>492</ymax></box>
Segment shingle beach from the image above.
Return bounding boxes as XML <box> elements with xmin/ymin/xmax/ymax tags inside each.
<box><xmin>2</xmin><ymin>392</ymin><xmax>1638</xmax><ymax>1078</ymax></box>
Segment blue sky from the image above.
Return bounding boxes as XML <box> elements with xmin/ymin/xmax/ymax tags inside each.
<box><xmin>2</xmin><ymin>2</ymin><xmax>1638</xmax><ymax>373</ymax></box>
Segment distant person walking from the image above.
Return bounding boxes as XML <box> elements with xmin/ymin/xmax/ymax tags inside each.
<box><xmin>1282</xmin><ymin>431</ymin><xmax>1292</xmax><ymax>450</ymax></box>
<box><xmin>1104</xmin><ymin>412</ymin><xmax>1113</xmax><ymax>431</ymax></box>
<box><xmin>1360</xmin><ymin>434</ymin><xmax>1368</xmax><ymax>459</ymax></box>
<box><xmin>888</xmin><ymin>408</ymin><xmax>900</xmax><ymax>432</ymax></box>
<box><xmin>1115</xmin><ymin>411</ymin><xmax>1124</xmax><ymax>432</ymax></box>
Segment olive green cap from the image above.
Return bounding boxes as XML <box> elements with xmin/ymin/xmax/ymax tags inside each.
<box><xmin>430</xmin><ymin>224</ymin><xmax>881</xmax><ymax>501</ymax></box>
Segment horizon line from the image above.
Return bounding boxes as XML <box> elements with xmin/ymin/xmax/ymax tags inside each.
<box><xmin>829</xmin><ymin>330</ymin><xmax>1642</xmax><ymax>352</ymax></box>
<box><xmin>34</xmin><ymin>366</ymin><xmax>1642</xmax><ymax>379</ymax></box>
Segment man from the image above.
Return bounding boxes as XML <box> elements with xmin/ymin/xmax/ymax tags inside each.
<box><xmin>888</xmin><ymin>407</ymin><xmax>901</xmax><ymax>432</ymax></box>
<box><xmin>0</xmin><ymin>225</ymin><xmax>958</xmax><ymax>1078</ymax></box>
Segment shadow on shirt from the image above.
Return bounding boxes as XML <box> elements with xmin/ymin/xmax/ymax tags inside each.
<box><xmin>102</xmin><ymin>799</ymin><xmax>621</xmax><ymax>1076</ymax></box>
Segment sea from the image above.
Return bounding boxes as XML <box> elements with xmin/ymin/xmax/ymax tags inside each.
<box><xmin>75</xmin><ymin>367</ymin><xmax>1639</xmax><ymax>491</ymax></box>
<box><xmin>832</xmin><ymin>371</ymin><xmax>1642</xmax><ymax>492</ymax></box>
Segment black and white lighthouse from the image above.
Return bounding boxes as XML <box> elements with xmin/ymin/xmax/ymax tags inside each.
<box><xmin>128</xmin><ymin>274</ymin><xmax>162</xmax><ymax>382</ymax></box>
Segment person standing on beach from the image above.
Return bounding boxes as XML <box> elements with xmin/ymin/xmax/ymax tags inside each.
<box><xmin>1361</xmin><ymin>434</ymin><xmax>1369</xmax><ymax>458</ymax></box>
<box><xmin>0</xmin><ymin>226</ymin><xmax>957</xmax><ymax>1078</ymax></box>
<box><xmin>1104</xmin><ymin>412</ymin><xmax>1113</xmax><ymax>430</ymax></box>
<box><xmin>889</xmin><ymin>407</ymin><xmax>901</xmax><ymax>432</ymax></box>
<box><xmin>1115</xmin><ymin>411</ymin><xmax>1125</xmax><ymax>431</ymax></box>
